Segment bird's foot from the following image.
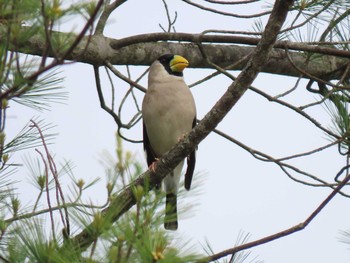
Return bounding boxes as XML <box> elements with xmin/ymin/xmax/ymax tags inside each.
<box><xmin>149</xmin><ymin>159</ymin><xmax>162</xmax><ymax>189</ymax></box>
<box><xmin>149</xmin><ymin>158</ymin><xmax>159</xmax><ymax>172</ymax></box>
<box><xmin>177</xmin><ymin>133</ymin><xmax>187</xmax><ymax>142</ymax></box>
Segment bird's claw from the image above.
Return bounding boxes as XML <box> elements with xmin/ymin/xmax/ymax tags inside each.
<box><xmin>149</xmin><ymin>158</ymin><xmax>159</xmax><ymax>172</ymax></box>
<box><xmin>177</xmin><ymin>133</ymin><xmax>187</xmax><ymax>142</ymax></box>
<box><xmin>149</xmin><ymin>159</ymin><xmax>162</xmax><ymax>189</ymax></box>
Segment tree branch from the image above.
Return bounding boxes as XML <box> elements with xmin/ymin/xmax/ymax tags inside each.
<box><xmin>182</xmin><ymin>0</ymin><xmax>271</xmax><ymax>18</ymax></box>
<box><xmin>67</xmin><ymin>0</ymin><xmax>294</xmax><ymax>253</ymax></box>
<box><xmin>94</xmin><ymin>0</ymin><xmax>128</xmax><ymax>35</ymax></box>
<box><xmin>198</xmin><ymin>170</ymin><xmax>350</xmax><ymax>262</ymax></box>
<box><xmin>1</xmin><ymin>26</ymin><xmax>349</xmax><ymax>80</ymax></box>
<box><xmin>109</xmin><ymin>32</ymin><xmax>350</xmax><ymax>58</ymax></box>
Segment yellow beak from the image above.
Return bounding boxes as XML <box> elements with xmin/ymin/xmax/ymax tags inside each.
<box><xmin>170</xmin><ymin>55</ymin><xmax>189</xmax><ymax>73</ymax></box>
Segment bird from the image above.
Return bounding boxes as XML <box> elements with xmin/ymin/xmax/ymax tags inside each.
<box><xmin>142</xmin><ymin>54</ymin><xmax>197</xmax><ymax>230</ymax></box>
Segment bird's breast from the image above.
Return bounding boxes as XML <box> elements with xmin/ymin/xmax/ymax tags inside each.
<box><xmin>142</xmin><ymin>83</ymin><xmax>196</xmax><ymax>156</ymax></box>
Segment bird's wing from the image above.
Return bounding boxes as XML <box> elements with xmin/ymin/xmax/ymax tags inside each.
<box><xmin>143</xmin><ymin>122</ymin><xmax>158</xmax><ymax>166</ymax></box>
<box><xmin>184</xmin><ymin>117</ymin><xmax>197</xmax><ymax>190</ymax></box>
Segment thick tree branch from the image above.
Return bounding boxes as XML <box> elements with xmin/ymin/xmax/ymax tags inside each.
<box><xmin>67</xmin><ymin>0</ymin><xmax>294</xmax><ymax>253</ymax></box>
<box><xmin>109</xmin><ymin>32</ymin><xmax>350</xmax><ymax>57</ymax></box>
<box><xmin>1</xmin><ymin>26</ymin><xmax>349</xmax><ymax>80</ymax></box>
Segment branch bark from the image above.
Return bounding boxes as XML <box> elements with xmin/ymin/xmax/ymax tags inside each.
<box><xmin>1</xmin><ymin>25</ymin><xmax>348</xmax><ymax>80</ymax></box>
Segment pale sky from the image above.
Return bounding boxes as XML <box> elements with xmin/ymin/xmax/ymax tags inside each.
<box><xmin>8</xmin><ymin>1</ymin><xmax>350</xmax><ymax>262</ymax></box>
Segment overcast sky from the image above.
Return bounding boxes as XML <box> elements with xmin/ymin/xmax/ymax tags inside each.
<box><xmin>9</xmin><ymin>1</ymin><xmax>350</xmax><ymax>262</ymax></box>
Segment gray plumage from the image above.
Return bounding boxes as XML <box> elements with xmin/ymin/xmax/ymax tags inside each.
<box><xmin>142</xmin><ymin>54</ymin><xmax>196</xmax><ymax>230</ymax></box>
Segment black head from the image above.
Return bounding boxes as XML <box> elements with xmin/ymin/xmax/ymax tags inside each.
<box><xmin>157</xmin><ymin>54</ymin><xmax>189</xmax><ymax>77</ymax></box>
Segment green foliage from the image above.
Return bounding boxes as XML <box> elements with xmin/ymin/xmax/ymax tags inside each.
<box><xmin>103</xmin><ymin>186</ymin><xmax>198</xmax><ymax>263</ymax></box>
<box><xmin>0</xmin><ymin>2</ymin><xmax>202</xmax><ymax>262</ymax></box>
<box><xmin>0</xmin><ymin>133</ymin><xmax>200</xmax><ymax>262</ymax></box>
<box><xmin>279</xmin><ymin>0</ymin><xmax>350</xmax><ymax>52</ymax></box>
<box><xmin>324</xmin><ymin>90</ymin><xmax>350</xmax><ymax>155</ymax></box>
<box><xmin>1</xmin><ymin>0</ymin><xmax>350</xmax><ymax>262</ymax></box>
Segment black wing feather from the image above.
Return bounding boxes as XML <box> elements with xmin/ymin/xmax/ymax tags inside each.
<box><xmin>184</xmin><ymin>118</ymin><xmax>197</xmax><ymax>190</ymax></box>
<box><xmin>143</xmin><ymin>122</ymin><xmax>157</xmax><ymax>166</ymax></box>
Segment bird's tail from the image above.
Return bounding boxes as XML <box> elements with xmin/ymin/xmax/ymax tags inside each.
<box><xmin>164</xmin><ymin>193</ymin><xmax>178</xmax><ymax>230</ymax></box>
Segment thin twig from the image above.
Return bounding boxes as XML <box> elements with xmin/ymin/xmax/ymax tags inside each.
<box><xmin>273</xmin><ymin>76</ymin><xmax>302</xmax><ymax>99</ymax></box>
<box><xmin>104</xmin><ymin>65</ymin><xmax>116</xmax><ymax>112</ymax></box>
<box><xmin>32</xmin><ymin>189</ymin><xmax>44</xmax><ymax>212</ymax></box>
<box><xmin>204</xmin><ymin>0</ymin><xmax>259</xmax><ymax>4</ymax></box>
<box><xmin>281</xmin><ymin>1</ymin><xmax>334</xmax><ymax>33</ymax></box>
<box><xmin>182</xmin><ymin>0</ymin><xmax>271</xmax><ymax>18</ymax></box>
<box><xmin>249</xmin><ymin>86</ymin><xmax>339</xmax><ymax>139</ymax></box>
<box><xmin>0</xmin><ymin>0</ymin><xmax>104</xmax><ymax>102</ymax></box>
<box><xmin>94</xmin><ymin>65</ymin><xmax>122</xmax><ymax>127</ymax></box>
<box><xmin>35</xmin><ymin>148</ymin><xmax>56</xmax><ymax>241</ymax></box>
<box><xmin>199</xmin><ymin>171</ymin><xmax>350</xmax><ymax>262</ymax></box>
<box><xmin>159</xmin><ymin>0</ymin><xmax>177</xmax><ymax>32</ymax></box>
<box><xmin>95</xmin><ymin>64</ymin><xmax>142</xmax><ymax>143</ymax></box>
<box><xmin>0</xmin><ymin>255</ymin><xmax>11</xmax><ymax>263</ymax></box>
<box><xmin>284</xmin><ymin>47</ymin><xmax>350</xmax><ymax>90</ymax></box>
<box><xmin>104</xmin><ymin>61</ymin><xmax>146</xmax><ymax>93</ymax></box>
<box><xmin>211</xmin><ymin>125</ymin><xmax>350</xmax><ymax>193</ymax></box>
<box><xmin>126</xmin><ymin>65</ymin><xmax>141</xmax><ymax>112</ymax></box>
<box><xmin>31</xmin><ymin>120</ymin><xmax>70</xmax><ymax>237</ymax></box>
<box><xmin>39</xmin><ymin>0</ymin><xmax>57</xmax><ymax>67</ymax></box>
<box><xmin>5</xmin><ymin>202</ymin><xmax>108</xmax><ymax>225</ymax></box>
<box><xmin>95</xmin><ymin>0</ymin><xmax>128</xmax><ymax>35</ymax></box>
